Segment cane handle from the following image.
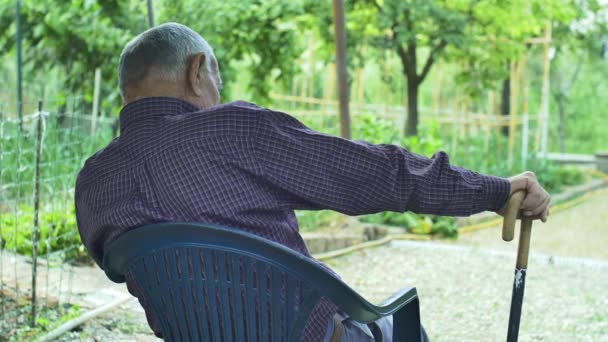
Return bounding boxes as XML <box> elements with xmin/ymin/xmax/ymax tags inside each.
<box><xmin>502</xmin><ymin>190</ymin><xmax>526</xmax><ymax>242</ymax></box>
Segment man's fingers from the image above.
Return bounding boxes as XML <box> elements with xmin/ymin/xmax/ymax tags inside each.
<box><xmin>530</xmin><ymin>195</ymin><xmax>551</xmax><ymax>216</ymax></box>
<box><xmin>520</xmin><ymin>179</ymin><xmax>550</xmax><ymax>216</ymax></box>
<box><xmin>541</xmin><ymin>207</ymin><xmax>549</xmax><ymax>222</ymax></box>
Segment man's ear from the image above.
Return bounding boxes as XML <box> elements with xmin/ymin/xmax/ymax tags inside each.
<box><xmin>187</xmin><ymin>52</ymin><xmax>207</xmax><ymax>96</ymax></box>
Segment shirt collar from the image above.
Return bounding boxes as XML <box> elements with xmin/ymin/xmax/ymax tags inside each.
<box><xmin>119</xmin><ymin>97</ymin><xmax>202</xmax><ymax>133</ymax></box>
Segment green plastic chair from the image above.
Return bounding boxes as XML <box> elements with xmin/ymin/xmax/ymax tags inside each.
<box><xmin>103</xmin><ymin>222</ymin><xmax>422</xmax><ymax>341</ymax></box>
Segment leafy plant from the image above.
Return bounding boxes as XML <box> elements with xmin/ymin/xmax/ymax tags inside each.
<box><xmin>360</xmin><ymin>211</ymin><xmax>458</xmax><ymax>238</ymax></box>
<box><xmin>295</xmin><ymin>210</ymin><xmax>342</xmax><ymax>232</ymax></box>
<box><xmin>0</xmin><ymin>204</ymin><xmax>88</xmax><ymax>264</ymax></box>
<box><xmin>1</xmin><ymin>303</ymin><xmax>81</xmax><ymax>342</ymax></box>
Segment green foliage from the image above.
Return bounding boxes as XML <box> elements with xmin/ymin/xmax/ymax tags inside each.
<box><xmin>1</xmin><ymin>303</ymin><xmax>81</xmax><ymax>341</ymax></box>
<box><xmin>1</xmin><ymin>204</ymin><xmax>88</xmax><ymax>263</ymax></box>
<box><xmin>0</xmin><ymin>0</ymin><xmax>314</xmax><ymax>112</ymax></box>
<box><xmin>0</xmin><ymin>0</ymin><xmax>145</xmax><ymax>114</ymax></box>
<box><xmin>0</xmin><ymin>113</ymin><xmax>114</xmax><ymax>199</ymax></box>
<box><xmin>360</xmin><ymin>212</ymin><xmax>459</xmax><ymax>238</ymax></box>
<box><xmin>295</xmin><ymin>210</ymin><xmax>341</xmax><ymax>232</ymax></box>
<box><xmin>352</xmin><ymin>114</ymin><xmax>443</xmax><ymax>156</ymax></box>
<box><xmin>353</xmin><ymin>114</ymin><xmax>401</xmax><ymax>144</ymax></box>
<box><xmin>548</xmin><ymin>56</ymin><xmax>608</xmax><ymax>154</ymax></box>
<box><xmin>158</xmin><ymin>0</ymin><xmax>309</xmax><ymax>103</ymax></box>
<box><xmin>534</xmin><ymin>164</ymin><xmax>585</xmax><ymax>194</ymax></box>
<box><xmin>443</xmin><ymin>132</ymin><xmax>587</xmax><ymax>194</ymax></box>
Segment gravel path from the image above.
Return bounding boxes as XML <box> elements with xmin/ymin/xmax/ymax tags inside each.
<box><xmin>327</xmin><ymin>241</ymin><xmax>608</xmax><ymax>342</ymax></box>
<box><xmin>448</xmin><ymin>189</ymin><xmax>608</xmax><ymax>260</ymax></box>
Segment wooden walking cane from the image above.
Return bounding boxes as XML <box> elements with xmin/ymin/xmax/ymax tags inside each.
<box><xmin>502</xmin><ymin>190</ymin><xmax>533</xmax><ymax>342</ymax></box>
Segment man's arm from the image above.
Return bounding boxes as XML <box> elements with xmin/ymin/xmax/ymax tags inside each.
<box><xmin>253</xmin><ymin>110</ymin><xmax>511</xmax><ymax>217</ymax></box>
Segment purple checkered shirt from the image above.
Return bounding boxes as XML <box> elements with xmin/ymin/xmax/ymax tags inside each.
<box><xmin>75</xmin><ymin>97</ymin><xmax>510</xmax><ymax>341</ymax></box>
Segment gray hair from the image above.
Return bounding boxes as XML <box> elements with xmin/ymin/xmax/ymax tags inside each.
<box><xmin>118</xmin><ymin>22</ymin><xmax>215</xmax><ymax>98</ymax></box>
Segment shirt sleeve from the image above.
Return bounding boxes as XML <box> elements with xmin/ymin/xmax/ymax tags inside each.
<box><xmin>253</xmin><ymin>110</ymin><xmax>510</xmax><ymax>216</ymax></box>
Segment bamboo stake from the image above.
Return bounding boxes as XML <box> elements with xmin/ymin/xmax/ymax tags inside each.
<box><xmin>508</xmin><ymin>59</ymin><xmax>521</xmax><ymax>170</ymax></box>
<box><xmin>308</xmin><ymin>36</ymin><xmax>315</xmax><ymax>108</ymax></box>
<box><xmin>301</xmin><ymin>68</ymin><xmax>308</xmax><ymax>106</ymax></box>
<box><xmin>146</xmin><ymin>0</ymin><xmax>155</xmax><ymax>27</ymax></box>
<box><xmin>485</xmin><ymin>90</ymin><xmax>496</xmax><ymax>152</ymax></box>
<box><xmin>31</xmin><ymin>100</ymin><xmax>44</xmax><ymax>326</ymax></box>
<box><xmin>537</xmin><ymin>22</ymin><xmax>552</xmax><ymax>159</ymax></box>
<box><xmin>452</xmin><ymin>96</ymin><xmax>460</xmax><ymax>156</ymax></box>
<box><xmin>16</xmin><ymin>0</ymin><xmax>23</xmax><ymax>132</ymax></box>
<box><xmin>356</xmin><ymin>68</ymin><xmax>364</xmax><ymax>103</ymax></box>
<box><xmin>323</xmin><ymin>63</ymin><xmax>336</xmax><ymax>102</ymax></box>
<box><xmin>290</xmin><ymin>78</ymin><xmax>296</xmax><ymax>110</ymax></box>
<box><xmin>384</xmin><ymin>49</ymin><xmax>391</xmax><ymax>107</ymax></box>
<box><xmin>433</xmin><ymin>63</ymin><xmax>443</xmax><ymax>114</ymax></box>
<box><xmin>91</xmin><ymin>68</ymin><xmax>101</xmax><ymax>133</ymax></box>
<box><xmin>520</xmin><ymin>53</ymin><xmax>529</xmax><ymax>170</ymax></box>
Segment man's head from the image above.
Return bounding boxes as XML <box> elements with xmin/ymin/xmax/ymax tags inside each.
<box><xmin>118</xmin><ymin>23</ymin><xmax>222</xmax><ymax>108</ymax></box>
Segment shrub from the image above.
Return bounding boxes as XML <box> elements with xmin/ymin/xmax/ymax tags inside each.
<box><xmin>295</xmin><ymin>210</ymin><xmax>342</xmax><ymax>232</ymax></box>
<box><xmin>360</xmin><ymin>212</ymin><xmax>458</xmax><ymax>238</ymax></box>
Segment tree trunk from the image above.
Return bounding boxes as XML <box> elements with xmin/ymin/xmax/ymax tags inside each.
<box><xmin>406</xmin><ymin>74</ymin><xmax>419</xmax><ymax>136</ymax></box>
<box><xmin>332</xmin><ymin>0</ymin><xmax>351</xmax><ymax>139</ymax></box>
<box><xmin>500</xmin><ymin>77</ymin><xmax>510</xmax><ymax>136</ymax></box>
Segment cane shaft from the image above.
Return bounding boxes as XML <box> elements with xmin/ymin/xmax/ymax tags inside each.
<box><xmin>507</xmin><ymin>269</ymin><xmax>527</xmax><ymax>342</ymax></box>
<box><xmin>516</xmin><ymin>219</ymin><xmax>533</xmax><ymax>269</ymax></box>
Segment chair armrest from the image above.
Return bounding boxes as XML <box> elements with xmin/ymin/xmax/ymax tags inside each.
<box><xmin>338</xmin><ymin>286</ymin><xmax>419</xmax><ymax>324</ymax></box>
<box><xmin>379</xmin><ymin>286</ymin><xmax>418</xmax><ymax>309</ymax></box>
<box><xmin>389</xmin><ymin>287</ymin><xmax>422</xmax><ymax>342</ymax></box>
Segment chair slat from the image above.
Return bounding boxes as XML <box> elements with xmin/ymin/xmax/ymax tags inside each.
<box><xmin>192</xmin><ymin>249</ymin><xmax>211</xmax><ymax>341</ymax></box>
<box><xmin>245</xmin><ymin>259</ymin><xmax>257</xmax><ymax>341</ymax></box>
<box><xmin>133</xmin><ymin>260</ymin><xmax>173</xmax><ymax>340</ymax></box>
<box><xmin>285</xmin><ymin>276</ymin><xmax>296</xmax><ymax>335</ymax></box>
<box><xmin>204</xmin><ymin>250</ymin><xmax>221</xmax><ymax>342</ymax></box>
<box><xmin>288</xmin><ymin>287</ymin><xmax>321</xmax><ymax>342</ymax></box>
<box><xmin>217</xmin><ymin>251</ymin><xmax>233</xmax><ymax>341</ymax></box>
<box><xmin>167</xmin><ymin>249</ymin><xmax>190</xmax><ymax>341</ymax></box>
<box><xmin>270</xmin><ymin>267</ymin><xmax>282</xmax><ymax>342</ymax></box>
<box><xmin>258</xmin><ymin>262</ymin><xmax>269</xmax><ymax>342</ymax></box>
<box><xmin>180</xmin><ymin>248</ymin><xmax>200</xmax><ymax>341</ymax></box>
<box><xmin>230</xmin><ymin>255</ymin><xmax>245</xmax><ymax>341</ymax></box>
<box><xmin>149</xmin><ymin>252</ymin><xmax>177</xmax><ymax>341</ymax></box>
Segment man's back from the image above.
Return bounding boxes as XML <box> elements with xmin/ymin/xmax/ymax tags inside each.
<box><xmin>76</xmin><ymin>98</ymin><xmax>314</xmax><ymax>265</ymax></box>
<box><xmin>76</xmin><ymin>97</ymin><xmax>338</xmax><ymax>340</ymax></box>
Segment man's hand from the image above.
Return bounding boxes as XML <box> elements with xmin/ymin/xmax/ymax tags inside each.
<box><xmin>497</xmin><ymin>171</ymin><xmax>551</xmax><ymax>222</ymax></box>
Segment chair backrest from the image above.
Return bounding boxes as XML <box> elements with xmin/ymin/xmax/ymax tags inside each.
<box><xmin>103</xmin><ymin>222</ymin><xmax>388</xmax><ymax>342</ymax></box>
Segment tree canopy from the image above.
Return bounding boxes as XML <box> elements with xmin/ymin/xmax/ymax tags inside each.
<box><xmin>0</xmin><ymin>0</ymin><xmax>605</xmax><ymax>138</ymax></box>
<box><xmin>340</xmin><ymin>0</ymin><xmax>577</xmax><ymax>135</ymax></box>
